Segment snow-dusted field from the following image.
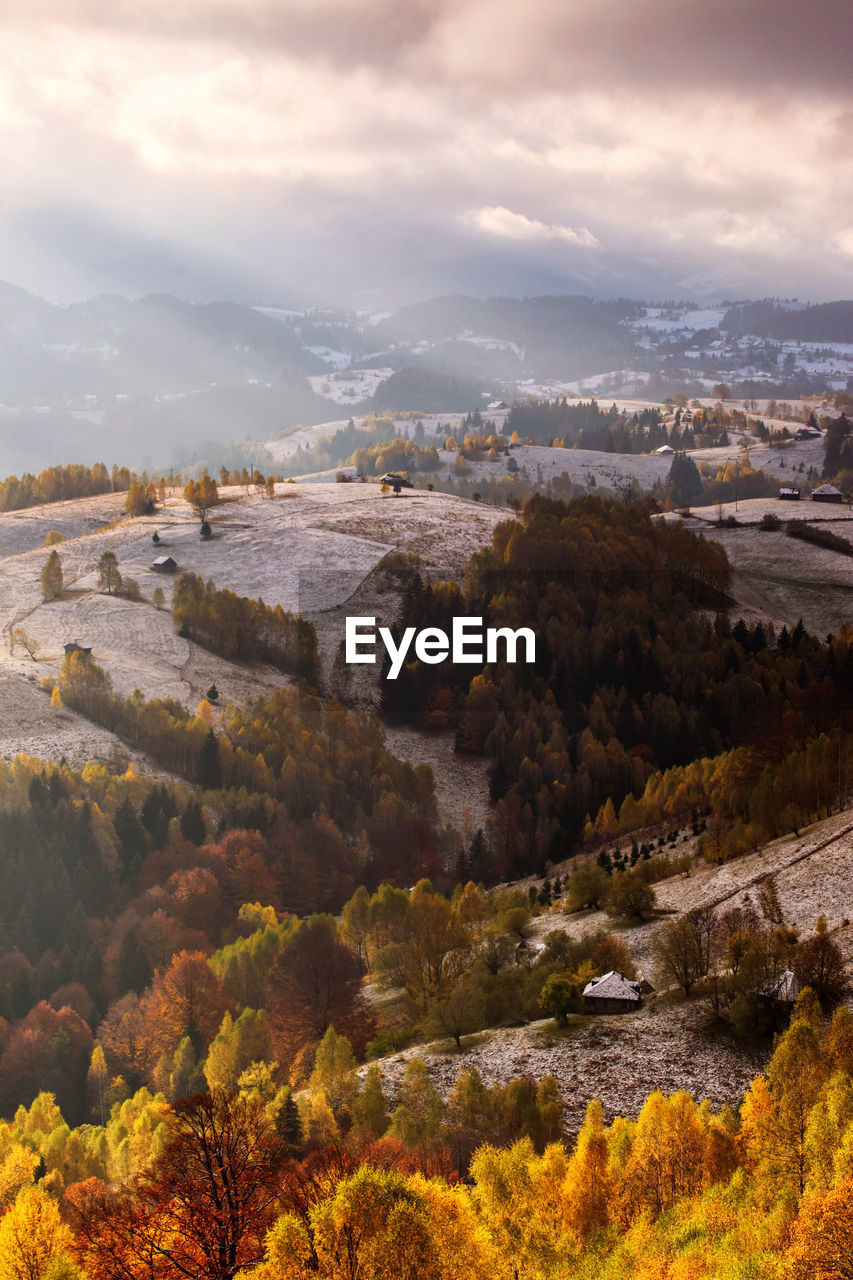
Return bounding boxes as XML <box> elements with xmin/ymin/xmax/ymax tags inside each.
<box><xmin>370</xmin><ymin>809</ymin><xmax>853</xmax><ymax>1135</ymax></box>
<box><xmin>308</xmin><ymin>368</ymin><xmax>394</xmax><ymax>405</ymax></box>
<box><xmin>532</xmin><ymin>811</ymin><xmax>853</xmax><ymax>981</ymax></box>
<box><xmin>0</xmin><ymin>483</ymin><xmax>508</xmax><ymax>780</ymax></box>
<box><xmin>374</xmin><ymin>1001</ymin><xmax>767</xmax><ymax>1138</ymax></box>
<box><xmin>681</xmin><ymin>512</ymin><xmax>853</xmax><ymax>638</ymax></box>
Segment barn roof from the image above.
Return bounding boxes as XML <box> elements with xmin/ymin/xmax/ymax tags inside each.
<box><xmin>583</xmin><ymin>971</ymin><xmax>642</xmax><ymax>1002</ymax></box>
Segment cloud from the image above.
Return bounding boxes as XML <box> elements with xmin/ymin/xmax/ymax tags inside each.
<box><xmin>467</xmin><ymin>207</ymin><xmax>598</xmax><ymax>248</ymax></box>
<box><xmin>0</xmin><ymin>1</ymin><xmax>849</xmax><ymax>303</ymax></box>
<box><xmin>6</xmin><ymin>0</ymin><xmax>852</xmax><ymax>97</ymax></box>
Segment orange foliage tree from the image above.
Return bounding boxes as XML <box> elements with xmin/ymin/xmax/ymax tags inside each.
<box><xmin>68</xmin><ymin>1090</ymin><xmax>285</xmax><ymax>1280</ymax></box>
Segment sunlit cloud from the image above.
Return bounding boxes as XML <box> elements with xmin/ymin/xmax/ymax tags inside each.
<box><xmin>467</xmin><ymin>207</ymin><xmax>599</xmax><ymax>248</ymax></box>
<box><xmin>0</xmin><ymin>0</ymin><xmax>848</xmax><ymax>302</ymax></box>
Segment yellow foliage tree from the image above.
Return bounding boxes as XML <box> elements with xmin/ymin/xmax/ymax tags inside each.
<box><xmin>562</xmin><ymin>1099</ymin><xmax>615</xmax><ymax>1242</ymax></box>
<box><xmin>470</xmin><ymin>1138</ymin><xmax>575</xmax><ymax>1279</ymax></box>
<box><xmin>0</xmin><ymin>1137</ymin><xmax>39</xmax><ymax>1209</ymax></box>
<box><xmin>0</xmin><ymin>1185</ymin><xmax>75</xmax><ymax>1280</ymax></box>
<box><xmin>786</xmin><ymin>1177</ymin><xmax>853</xmax><ymax>1280</ymax></box>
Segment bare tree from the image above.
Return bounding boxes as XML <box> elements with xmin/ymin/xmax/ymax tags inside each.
<box><xmin>653</xmin><ymin>906</ymin><xmax>716</xmax><ymax>996</ymax></box>
<box><xmin>11</xmin><ymin>628</ymin><xmax>38</xmax><ymax>661</ymax></box>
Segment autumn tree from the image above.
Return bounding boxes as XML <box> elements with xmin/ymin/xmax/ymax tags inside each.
<box><xmin>204</xmin><ymin>1010</ymin><xmax>272</xmax><ymax>1094</ymax></box>
<box><xmin>252</xmin><ymin>1164</ymin><xmax>495</xmax><ymax>1280</ymax></box>
<box><xmin>623</xmin><ymin>1090</ymin><xmax>709</xmax><ymax>1218</ymax></box>
<box><xmin>388</xmin><ymin>1059</ymin><xmax>445</xmax><ymax>1151</ymax></box>
<box><xmin>539</xmin><ymin>973</ymin><xmax>583</xmax><ymax>1026</ymax></box>
<box><xmin>741</xmin><ymin>992</ymin><xmax>827</xmax><ymax>1198</ymax></box>
<box><xmin>125</xmin><ymin>482</ymin><xmax>155</xmax><ymax>517</ymax></box>
<box><xmin>0</xmin><ymin>1003</ymin><xmax>93</xmax><ymax>1123</ymax></box>
<box><xmin>270</xmin><ymin>918</ymin><xmax>363</xmax><ymax>1055</ymax></box>
<box><xmin>97</xmin><ymin>551</ymin><xmax>122</xmax><ymax>596</ymax></box>
<box><xmin>794</xmin><ymin>915</ymin><xmax>850</xmax><ymax>1011</ymax></box>
<box><xmin>307</xmin><ymin>1027</ymin><xmax>359</xmax><ymax>1126</ymax></box>
<box><xmin>69</xmin><ymin>1090</ymin><xmax>285</xmax><ymax>1280</ymax></box>
<box><xmin>376</xmin><ymin>881</ymin><xmax>471</xmax><ymax>1013</ymax></box>
<box><xmin>352</xmin><ymin>1065</ymin><xmax>390</xmax><ymax>1143</ymax></box>
<box><xmin>653</xmin><ymin>906</ymin><xmax>716</xmax><ymax>995</ymax></box>
<box><xmin>183</xmin><ymin>474</ymin><xmax>219</xmax><ymax>521</ymax></box>
<box><xmin>40</xmin><ymin>549</ymin><xmax>63</xmax><ymax>601</ymax></box>
<box><xmin>139</xmin><ymin>950</ymin><xmax>230</xmax><ymax>1066</ymax></box>
<box><xmin>470</xmin><ymin>1137</ymin><xmax>573</xmax><ymax>1279</ymax></box>
<box><xmin>605</xmin><ymin>869</ymin><xmax>657</xmax><ymax>922</ymax></box>
<box><xmin>0</xmin><ymin>1185</ymin><xmax>76</xmax><ymax>1280</ymax></box>
<box><xmin>566</xmin><ymin>863</ymin><xmax>610</xmax><ymax>912</ymax></box>
<box><xmin>562</xmin><ymin>1098</ymin><xmax>614</xmax><ymax>1241</ymax></box>
<box><xmin>786</xmin><ymin>1177</ymin><xmax>853</xmax><ymax>1278</ymax></box>
<box><xmin>11</xmin><ymin>628</ymin><xmax>38</xmax><ymax>661</ymax></box>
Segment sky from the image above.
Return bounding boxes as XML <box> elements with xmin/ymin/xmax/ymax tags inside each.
<box><xmin>0</xmin><ymin>0</ymin><xmax>851</xmax><ymax>307</ymax></box>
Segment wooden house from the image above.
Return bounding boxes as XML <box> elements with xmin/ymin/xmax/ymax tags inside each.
<box><xmin>810</xmin><ymin>484</ymin><xmax>843</xmax><ymax>504</ymax></box>
<box><xmin>583</xmin><ymin>971</ymin><xmax>643</xmax><ymax>1014</ymax></box>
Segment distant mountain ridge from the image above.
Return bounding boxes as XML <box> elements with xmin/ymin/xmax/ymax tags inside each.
<box><xmin>0</xmin><ymin>283</ymin><xmax>850</xmax><ymax>474</ymax></box>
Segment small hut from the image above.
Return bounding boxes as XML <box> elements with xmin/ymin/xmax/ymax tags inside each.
<box><xmin>63</xmin><ymin>641</ymin><xmax>92</xmax><ymax>655</ymax></box>
<box><xmin>151</xmin><ymin>555</ymin><xmax>178</xmax><ymax>573</ymax></box>
<box><xmin>583</xmin><ymin>971</ymin><xmax>643</xmax><ymax>1014</ymax></box>
<box><xmin>810</xmin><ymin>484</ymin><xmax>843</xmax><ymax>504</ymax></box>
<box><xmin>778</xmin><ymin>487</ymin><xmax>800</xmax><ymax>500</ymax></box>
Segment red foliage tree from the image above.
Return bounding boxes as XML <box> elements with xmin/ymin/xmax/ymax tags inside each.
<box><xmin>270</xmin><ymin>917</ymin><xmax>366</xmax><ymax>1058</ymax></box>
<box><xmin>67</xmin><ymin>1091</ymin><xmax>285</xmax><ymax>1280</ymax></box>
<box><xmin>139</xmin><ymin>950</ymin><xmax>230</xmax><ymax>1063</ymax></box>
<box><xmin>0</xmin><ymin>1001</ymin><xmax>93</xmax><ymax>1122</ymax></box>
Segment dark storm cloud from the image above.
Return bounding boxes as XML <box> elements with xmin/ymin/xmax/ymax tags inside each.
<box><xmin>11</xmin><ymin>0</ymin><xmax>852</xmax><ymax>98</ymax></box>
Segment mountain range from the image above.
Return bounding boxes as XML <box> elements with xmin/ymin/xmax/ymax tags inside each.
<box><xmin>0</xmin><ymin>284</ymin><xmax>850</xmax><ymax>475</ymax></box>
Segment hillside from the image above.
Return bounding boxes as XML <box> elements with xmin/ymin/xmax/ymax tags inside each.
<box><xmin>0</xmin><ymin>281</ymin><xmax>851</xmax><ymax>474</ymax></box>
<box><xmin>0</xmin><ymin>483</ymin><xmax>504</xmax><ymax>823</ymax></box>
<box><xmin>365</xmin><ymin>807</ymin><xmax>853</xmax><ymax>1135</ymax></box>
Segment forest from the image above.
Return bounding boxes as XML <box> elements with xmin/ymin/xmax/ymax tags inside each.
<box><xmin>379</xmin><ymin>497</ymin><xmax>853</xmax><ymax>873</ymax></box>
<box><xmin>0</xmin><ymin>483</ymin><xmax>850</xmax><ymax>1273</ymax></box>
<box><xmin>0</xmin><ymin>463</ymin><xmax>137</xmax><ymax>512</ymax></box>
<box><xmin>0</xmin><ymin>974</ymin><xmax>851</xmax><ymax>1276</ymax></box>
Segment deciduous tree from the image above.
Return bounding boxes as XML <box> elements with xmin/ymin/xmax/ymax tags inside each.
<box><xmin>68</xmin><ymin>1090</ymin><xmax>285</xmax><ymax>1280</ymax></box>
<box><xmin>97</xmin><ymin>551</ymin><xmax>122</xmax><ymax>596</ymax></box>
<box><xmin>40</xmin><ymin>549</ymin><xmax>63</xmax><ymax>601</ymax></box>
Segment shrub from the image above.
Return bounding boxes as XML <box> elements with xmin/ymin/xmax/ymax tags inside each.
<box><xmin>539</xmin><ymin>973</ymin><xmax>583</xmax><ymax>1026</ymax></box>
<box><xmin>365</xmin><ymin>1028</ymin><xmax>411</xmax><ymax>1059</ymax></box>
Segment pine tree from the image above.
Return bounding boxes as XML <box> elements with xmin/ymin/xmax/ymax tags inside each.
<box><xmin>276</xmin><ymin>1088</ymin><xmax>303</xmax><ymax>1151</ymax></box>
<box><xmin>668</xmin><ymin>451</ymin><xmax>703</xmax><ymax>507</ymax></box>
<box><xmin>196</xmin><ymin>729</ymin><xmax>223</xmax><ymax>790</ymax></box>
<box><xmin>180</xmin><ymin>798</ymin><xmax>206</xmax><ymax>845</ymax></box>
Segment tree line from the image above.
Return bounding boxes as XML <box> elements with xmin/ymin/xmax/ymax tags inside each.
<box><xmin>171</xmin><ymin>572</ymin><xmax>320</xmax><ymax>682</ymax></box>
<box><xmin>0</xmin><ymin>987</ymin><xmax>851</xmax><ymax>1277</ymax></box>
